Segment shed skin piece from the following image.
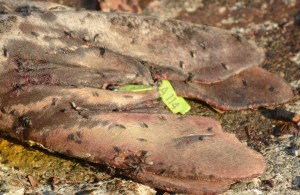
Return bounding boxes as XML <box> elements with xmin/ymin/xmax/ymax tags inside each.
<box><xmin>172</xmin><ymin>67</ymin><xmax>294</xmax><ymax>111</ymax></box>
<box><xmin>0</xmin><ymin>1</ymin><xmax>269</xmax><ymax>194</ymax></box>
<box><xmin>0</xmin><ymin>7</ymin><xmax>264</xmax><ymax>83</ymax></box>
<box><xmin>0</xmin><ymin>3</ymin><xmax>291</xmax><ymax>110</ymax></box>
<box><xmin>0</xmin><ymin>85</ymin><xmax>160</xmax><ymax>116</ymax></box>
<box><xmin>0</xmin><ymin>104</ymin><xmax>265</xmax><ymax>194</ymax></box>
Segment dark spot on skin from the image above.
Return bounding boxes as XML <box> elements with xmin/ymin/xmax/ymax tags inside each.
<box><xmin>12</xmin><ymin>83</ymin><xmax>25</xmax><ymax>91</ymax></box>
<box><xmin>139</xmin><ymin>122</ymin><xmax>148</xmax><ymax>128</ymax></box>
<box><xmin>31</xmin><ymin>31</ymin><xmax>39</xmax><ymax>36</ymax></box>
<box><xmin>157</xmin><ymin>116</ymin><xmax>167</xmax><ymax>121</ymax></box>
<box><xmin>51</xmin><ymin>98</ymin><xmax>58</xmax><ymax>106</ymax></box>
<box><xmin>81</xmin><ymin>35</ymin><xmax>90</xmax><ymax>42</ymax></box>
<box><xmin>75</xmin><ymin>140</ymin><xmax>82</xmax><ymax>144</ymax></box>
<box><xmin>242</xmin><ymin>80</ymin><xmax>248</xmax><ymax>86</ymax></box>
<box><xmin>15</xmin><ymin>5</ymin><xmax>39</xmax><ymax>16</ymax></box>
<box><xmin>67</xmin><ymin>133</ymin><xmax>75</xmax><ymax>141</ymax></box>
<box><xmin>159</xmin><ymin>169</ymin><xmax>166</xmax><ymax>175</ymax></box>
<box><xmin>232</xmin><ymin>33</ymin><xmax>242</xmax><ymax>42</ymax></box>
<box><xmin>179</xmin><ymin>61</ymin><xmax>185</xmax><ymax>69</ymax></box>
<box><xmin>113</xmin><ymin>146</ymin><xmax>121</xmax><ymax>153</ymax></box>
<box><xmin>221</xmin><ymin>63</ymin><xmax>230</xmax><ymax>70</ymax></box>
<box><xmin>178</xmin><ymin>115</ymin><xmax>186</xmax><ymax>120</ymax></box>
<box><xmin>40</xmin><ymin>11</ymin><xmax>57</xmax><ymax>22</ymax></box>
<box><xmin>100</xmin><ymin>120</ymin><xmax>109</xmax><ymax>127</ymax></box>
<box><xmin>140</xmin><ymin>61</ymin><xmax>146</xmax><ymax>65</ymax></box>
<box><xmin>70</xmin><ymin>102</ymin><xmax>77</xmax><ymax>109</ymax></box>
<box><xmin>174</xmin><ymin>134</ymin><xmax>215</xmax><ymax>147</ymax></box>
<box><xmin>67</xmin><ymin>132</ymin><xmax>82</xmax><ymax>144</ymax></box>
<box><xmin>106</xmin><ymin>84</ymin><xmax>119</xmax><ymax>91</ymax></box>
<box><xmin>199</xmin><ymin>42</ymin><xmax>206</xmax><ymax>50</ymax></box>
<box><xmin>207</xmin><ymin>127</ymin><xmax>213</xmax><ymax>131</ymax></box>
<box><xmin>190</xmin><ymin>51</ymin><xmax>195</xmax><ymax>58</ymax></box>
<box><xmin>65</xmin><ymin>149</ymin><xmax>73</xmax><ymax>156</ymax></box>
<box><xmin>60</xmin><ymin>108</ymin><xmax>67</xmax><ymax>113</ymax></box>
<box><xmin>76</xmin><ymin>131</ymin><xmax>81</xmax><ymax>137</ymax></box>
<box><xmin>235</xmin><ymin>91</ymin><xmax>245</xmax><ymax>98</ymax></box>
<box><xmin>140</xmin><ymin>150</ymin><xmax>148</xmax><ymax>158</ymax></box>
<box><xmin>58</xmin><ymin>48</ymin><xmax>67</xmax><ymax>54</ymax></box>
<box><xmin>18</xmin><ymin>116</ymin><xmax>32</xmax><ymax>128</ymax></box>
<box><xmin>3</xmin><ymin>48</ymin><xmax>8</xmax><ymax>57</ymax></box>
<box><xmin>99</xmin><ymin>47</ymin><xmax>105</xmax><ymax>56</ymax></box>
<box><xmin>115</xmin><ymin>124</ymin><xmax>126</xmax><ymax>129</ymax></box>
<box><xmin>137</xmin><ymin>138</ymin><xmax>147</xmax><ymax>142</ymax></box>
<box><xmin>187</xmin><ymin>72</ymin><xmax>195</xmax><ymax>81</ymax></box>
<box><xmin>108</xmin><ymin>123</ymin><xmax>126</xmax><ymax>130</ymax></box>
<box><xmin>10</xmin><ymin>110</ymin><xmax>17</xmax><ymax>116</ymax></box>
<box><xmin>64</xmin><ymin>31</ymin><xmax>74</xmax><ymax>37</ymax></box>
<box><xmin>201</xmin><ymin>24</ymin><xmax>209</xmax><ymax>32</ymax></box>
<box><xmin>92</xmin><ymin>91</ymin><xmax>99</xmax><ymax>97</ymax></box>
<box><xmin>269</xmin><ymin>86</ymin><xmax>279</xmax><ymax>92</ymax></box>
<box><xmin>127</xmin><ymin>22</ymin><xmax>134</xmax><ymax>28</ymax></box>
<box><xmin>130</xmin><ymin>36</ymin><xmax>137</xmax><ymax>44</ymax></box>
<box><xmin>80</xmin><ymin>114</ymin><xmax>89</xmax><ymax>119</ymax></box>
<box><xmin>123</xmin><ymin>95</ymin><xmax>133</xmax><ymax>99</ymax></box>
<box><xmin>93</xmin><ymin>33</ymin><xmax>99</xmax><ymax>42</ymax></box>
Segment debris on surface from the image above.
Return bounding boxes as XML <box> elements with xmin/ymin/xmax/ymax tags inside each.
<box><xmin>268</xmin><ymin>108</ymin><xmax>300</xmax><ymax>124</ymax></box>
<box><xmin>0</xmin><ymin>0</ymin><xmax>299</xmax><ymax>194</ymax></box>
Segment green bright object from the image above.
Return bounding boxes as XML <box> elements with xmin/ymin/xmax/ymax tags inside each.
<box><xmin>118</xmin><ymin>84</ymin><xmax>153</xmax><ymax>92</ymax></box>
<box><xmin>159</xmin><ymin>80</ymin><xmax>191</xmax><ymax>114</ymax></box>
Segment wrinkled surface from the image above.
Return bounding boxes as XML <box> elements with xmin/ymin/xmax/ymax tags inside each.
<box><xmin>0</xmin><ymin>102</ymin><xmax>265</xmax><ymax>194</ymax></box>
<box><xmin>1</xmin><ymin>0</ymin><xmax>296</xmax><ymax>194</ymax></box>
<box><xmin>0</xmin><ymin>5</ymin><xmax>264</xmax><ymax>84</ymax></box>
<box><xmin>0</xmin><ymin>4</ymin><xmax>293</xmax><ymax>110</ymax></box>
<box><xmin>172</xmin><ymin>67</ymin><xmax>294</xmax><ymax>110</ymax></box>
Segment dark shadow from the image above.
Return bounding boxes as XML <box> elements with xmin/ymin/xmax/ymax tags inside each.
<box><xmin>79</xmin><ymin>0</ymin><xmax>100</xmax><ymax>11</ymax></box>
<box><xmin>259</xmin><ymin>107</ymin><xmax>296</xmax><ymax>122</ymax></box>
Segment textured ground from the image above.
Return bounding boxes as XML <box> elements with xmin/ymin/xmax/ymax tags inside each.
<box><xmin>0</xmin><ymin>0</ymin><xmax>299</xmax><ymax>194</ymax></box>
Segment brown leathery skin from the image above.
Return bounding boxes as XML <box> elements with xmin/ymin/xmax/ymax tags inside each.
<box><xmin>0</xmin><ymin>9</ymin><xmax>264</xmax><ymax>84</ymax></box>
<box><xmin>172</xmin><ymin>67</ymin><xmax>294</xmax><ymax>111</ymax></box>
<box><xmin>0</xmin><ymin>1</ymin><xmax>288</xmax><ymax>193</ymax></box>
<box><xmin>0</xmin><ymin>7</ymin><xmax>292</xmax><ymax>110</ymax></box>
<box><xmin>0</xmin><ymin>107</ymin><xmax>265</xmax><ymax>194</ymax></box>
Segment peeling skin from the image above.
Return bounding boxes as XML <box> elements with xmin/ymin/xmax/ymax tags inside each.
<box><xmin>172</xmin><ymin>67</ymin><xmax>294</xmax><ymax>110</ymax></box>
<box><xmin>0</xmin><ymin>109</ymin><xmax>265</xmax><ymax>194</ymax></box>
<box><xmin>0</xmin><ymin>85</ymin><xmax>160</xmax><ymax>119</ymax></box>
<box><xmin>0</xmin><ymin>1</ymin><xmax>294</xmax><ymax>194</ymax></box>
<box><xmin>0</xmin><ymin>2</ymin><xmax>264</xmax><ymax>84</ymax></box>
<box><xmin>0</xmin><ymin>1</ymin><xmax>292</xmax><ymax>110</ymax></box>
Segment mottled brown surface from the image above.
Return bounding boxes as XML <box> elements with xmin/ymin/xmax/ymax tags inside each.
<box><xmin>172</xmin><ymin>67</ymin><xmax>294</xmax><ymax>110</ymax></box>
<box><xmin>0</xmin><ymin>104</ymin><xmax>265</xmax><ymax>194</ymax></box>
<box><xmin>0</xmin><ymin>0</ymin><xmax>299</xmax><ymax>194</ymax></box>
<box><xmin>0</xmin><ymin>7</ymin><xmax>265</xmax><ymax>84</ymax></box>
<box><xmin>0</xmin><ymin>2</ymin><xmax>292</xmax><ymax>111</ymax></box>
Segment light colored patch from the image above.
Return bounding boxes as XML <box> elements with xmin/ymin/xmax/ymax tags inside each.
<box><xmin>290</xmin><ymin>52</ymin><xmax>300</xmax><ymax>66</ymax></box>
